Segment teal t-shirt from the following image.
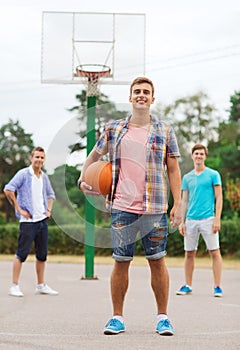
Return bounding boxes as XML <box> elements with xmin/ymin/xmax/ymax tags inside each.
<box><xmin>182</xmin><ymin>167</ymin><xmax>222</xmax><ymax>220</ymax></box>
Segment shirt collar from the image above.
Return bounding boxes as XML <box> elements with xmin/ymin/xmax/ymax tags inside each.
<box><xmin>29</xmin><ymin>165</ymin><xmax>42</xmax><ymax>176</ymax></box>
<box><xmin>125</xmin><ymin>114</ymin><xmax>159</xmax><ymax>128</ymax></box>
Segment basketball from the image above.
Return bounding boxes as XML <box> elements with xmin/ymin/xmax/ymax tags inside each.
<box><xmin>85</xmin><ymin>161</ymin><xmax>112</xmax><ymax>195</ymax></box>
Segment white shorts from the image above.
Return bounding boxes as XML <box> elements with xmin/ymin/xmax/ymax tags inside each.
<box><xmin>184</xmin><ymin>217</ymin><xmax>220</xmax><ymax>251</ymax></box>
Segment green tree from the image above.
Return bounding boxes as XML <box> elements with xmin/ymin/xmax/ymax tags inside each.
<box><xmin>208</xmin><ymin>90</ymin><xmax>240</xmax><ymax>217</ymax></box>
<box><xmin>49</xmin><ymin>164</ymin><xmax>110</xmax><ymax>225</ymax></box>
<box><xmin>229</xmin><ymin>91</ymin><xmax>240</xmax><ymax>123</ymax></box>
<box><xmin>48</xmin><ymin>165</ymin><xmax>84</xmax><ymax>225</ymax></box>
<box><xmin>49</xmin><ymin>164</ymin><xmax>84</xmax><ymax>208</ymax></box>
<box><xmin>153</xmin><ymin>91</ymin><xmax>220</xmax><ymax>174</ymax></box>
<box><xmin>0</xmin><ymin>118</ymin><xmax>35</xmax><ymax>221</ymax></box>
<box><xmin>68</xmin><ymin>89</ymin><xmax>128</xmax><ymax>153</ymax></box>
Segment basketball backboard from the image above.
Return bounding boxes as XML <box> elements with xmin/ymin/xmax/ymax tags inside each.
<box><xmin>41</xmin><ymin>11</ymin><xmax>146</xmax><ymax>86</ymax></box>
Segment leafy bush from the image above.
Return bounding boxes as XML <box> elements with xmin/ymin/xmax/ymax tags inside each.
<box><xmin>0</xmin><ymin>218</ymin><xmax>239</xmax><ymax>257</ymax></box>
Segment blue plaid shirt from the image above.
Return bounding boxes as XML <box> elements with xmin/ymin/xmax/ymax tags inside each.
<box><xmin>4</xmin><ymin>166</ymin><xmax>55</xmax><ymax>220</ymax></box>
<box><xmin>95</xmin><ymin>114</ymin><xmax>180</xmax><ymax>213</ymax></box>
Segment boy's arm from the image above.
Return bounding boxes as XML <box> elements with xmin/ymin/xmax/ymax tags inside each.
<box><xmin>166</xmin><ymin>156</ymin><xmax>182</xmax><ymax>228</ymax></box>
<box><xmin>178</xmin><ymin>190</ymin><xmax>188</xmax><ymax>236</ymax></box>
<box><xmin>213</xmin><ymin>185</ymin><xmax>223</xmax><ymax>233</ymax></box>
<box><xmin>4</xmin><ymin>189</ymin><xmax>32</xmax><ymax>219</ymax></box>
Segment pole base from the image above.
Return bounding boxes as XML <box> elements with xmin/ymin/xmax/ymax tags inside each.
<box><xmin>81</xmin><ymin>276</ymin><xmax>99</xmax><ymax>280</ymax></box>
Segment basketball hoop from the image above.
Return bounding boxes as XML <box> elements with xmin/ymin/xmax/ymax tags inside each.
<box><xmin>76</xmin><ymin>64</ymin><xmax>111</xmax><ymax>96</ymax></box>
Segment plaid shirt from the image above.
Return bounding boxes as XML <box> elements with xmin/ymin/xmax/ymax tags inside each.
<box><xmin>95</xmin><ymin>114</ymin><xmax>180</xmax><ymax>213</ymax></box>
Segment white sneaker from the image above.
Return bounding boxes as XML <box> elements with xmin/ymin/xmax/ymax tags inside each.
<box><xmin>35</xmin><ymin>284</ymin><xmax>59</xmax><ymax>296</ymax></box>
<box><xmin>9</xmin><ymin>284</ymin><xmax>24</xmax><ymax>297</ymax></box>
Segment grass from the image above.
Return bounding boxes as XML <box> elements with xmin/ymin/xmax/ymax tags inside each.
<box><xmin>0</xmin><ymin>254</ymin><xmax>239</xmax><ymax>269</ymax></box>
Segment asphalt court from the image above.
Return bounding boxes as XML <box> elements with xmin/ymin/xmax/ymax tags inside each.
<box><xmin>0</xmin><ymin>260</ymin><xmax>239</xmax><ymax>349</ymax></box>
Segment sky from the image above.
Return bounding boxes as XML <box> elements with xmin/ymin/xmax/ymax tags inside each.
<box><xmin>1</xmin><ymin>0</ymin><xmax>240</xmax><ymax>172</ymax></box>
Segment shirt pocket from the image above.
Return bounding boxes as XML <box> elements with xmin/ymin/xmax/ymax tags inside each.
<box><xmin>150</xmin><ymin>138</ymin><xmax>166</xmax><ymax>165</ymax></box>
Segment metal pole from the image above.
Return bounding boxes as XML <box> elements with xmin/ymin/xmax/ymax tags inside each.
<box><xmin>84</xmin><ymin>95</ymin><xmax>97</xmax><ymax>279</ymax></box>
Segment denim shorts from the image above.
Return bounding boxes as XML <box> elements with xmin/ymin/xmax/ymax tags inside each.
<box><xmin>184</xmin><ymin>217</ymin><xmax>220</xmax><ymax>251</ymax></box>
<box><xmin>110</xmin><ymin>209</ymin><xmax>168</xmax><ymax>261</ymax></box>
<box><xmin>16</xmin><ymin>219</ymin><xmax>49</xmax><ymax>262</ymax></box>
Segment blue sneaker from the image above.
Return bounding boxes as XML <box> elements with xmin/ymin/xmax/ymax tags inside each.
<box><xmin>214</xmin><ymin>286</ymin><xmax>223</xmax><ymax>297</ymax></box>
<box><xmin>176</xmin><ymin>285</ymin><xmax>192</xmax><ymax>295</ymax></box>
<box><xmin>156</xmin><ymin>319</ymin><xmax>174</xmax><ymax>336</ymax></box>
<box><xmin>103</xmin><ymin>318</ymin><xmax>125</xmax><ymax>335</ymax></box>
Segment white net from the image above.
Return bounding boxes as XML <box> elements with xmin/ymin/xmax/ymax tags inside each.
<box><xmin>76</xmin><ymin>65</ymin><xmax>111</xmax><ymax>96</ymax></box>
<box><xmin>86</xmin><ymin>77</ymin><xmax>100</xmax><ymax>97</ymax></box>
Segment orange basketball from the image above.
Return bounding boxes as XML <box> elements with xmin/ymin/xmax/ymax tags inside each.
<box><xmin>85</xmin><ymin>161</ymin><xmax>112</xmax><ymax>195</ymax></box>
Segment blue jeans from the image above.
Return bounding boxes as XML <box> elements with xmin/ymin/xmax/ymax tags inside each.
<box><xmin>16</xmin><ymin>219</ymin><xmax>48</xmax><ymax>262</ymax></box>
<box><xmin>110</xmin><ymin>209</ymin><xmax>168</xmax><ymax>261</ymax></box>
